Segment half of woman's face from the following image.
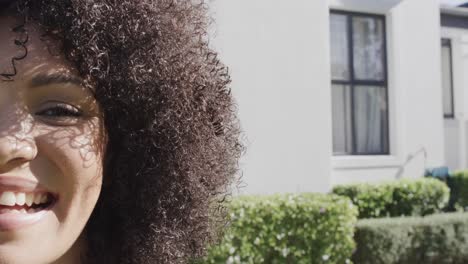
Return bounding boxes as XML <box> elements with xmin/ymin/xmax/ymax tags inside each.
<box><xmin>0</xmin><ymin>15</ymin><xmax>104</xmax><ymax>263</ymax></box>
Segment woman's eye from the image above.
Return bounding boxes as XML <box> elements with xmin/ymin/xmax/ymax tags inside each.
<box><xmin>35</xmin><ymin>104</ymin><xmax>83</xmax><ymax>119</ymax></box>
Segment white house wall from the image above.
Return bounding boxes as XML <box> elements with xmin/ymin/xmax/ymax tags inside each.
<box><xmin>441</xmin><ymin>26</ymin><xmax>468</xmax><ymax>171</ymax></box>
<box><xmin>386</xmin><ymin>0</ymin><xmax>445</xmax><ymax>178</ymax></box>
<box><xmin>209</xmin><ymin>0</ymin><xmax>333</xmax><ymax>194</ymax></box>
<box><xmin>210</xmin><ymin>0</ymin><xmax>446</xmax><ymax>194</ymax></box>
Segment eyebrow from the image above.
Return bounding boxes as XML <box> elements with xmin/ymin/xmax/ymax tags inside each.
<box><xmin>30</xmin><ymin>73</ymin><xmax>83</xmax><ymax>88</ymax></box>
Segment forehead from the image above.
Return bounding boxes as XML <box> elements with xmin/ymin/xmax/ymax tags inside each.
<box><xmin>0</xmin><ymin>15</ymin><xmax>76</xmax><ymax>81</ymax></box>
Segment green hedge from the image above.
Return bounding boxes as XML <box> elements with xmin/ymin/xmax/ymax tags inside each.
<box><xmin>203</xmin><ymin>193</ymin><xmax>358</xmax><ymax>264</ymax></box>
<box><xmin>332</xmin><ymin>183</ymin><xmax>392</xmax><ymax>218</ymax></box>
<box><xmin>447</xmin><ymin>171</ymin><xmax>468</xmax><ymax>211</ymax></box>
<box><xmin>353</xmin><ymin>212</ymin><xmax>468</xmax><ymax>264</ymax></box>
<box><xmin>389</xmin><ymin>178</ymin><xmax>450</xmax><ymax>216</ymax></box>
<box><xmin>332</xmin><ymin>178</ymin><xmax>449</xmax><ymax>218</ymax></box>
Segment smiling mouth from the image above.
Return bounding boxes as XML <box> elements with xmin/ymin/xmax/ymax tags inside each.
<box><xmin>0</xmin><ymin>191</ymin><xmax>56</xmax><ymax>214</ymax></box>
<box><xmin>0</xmin><ymin>176</ymin><xmax>58</xmax><ymax>230</ymax></box>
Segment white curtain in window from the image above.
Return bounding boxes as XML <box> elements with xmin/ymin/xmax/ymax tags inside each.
<box><xmin>330</xmin><ymin>13</ymin><xmax>388</xmax><ymax>155</ymax></box>
<box><xmin>354</xmin><ymin>86</ymin><xmax>388</xmax><ymax>154</ymax></box>
<box><xmin>353</xmin><ymin>17</ymin><xmax>384</xmax><ymax>81</ymax></box>
<box><xmin>441</xmin><ymin>43</ymin><xmax>454</xmax><ymax>117</ymax></box>
<box><xmin>332</xmin><ymin>84</ymin><xmax>353</xmax><ymax>154</ymax></box>
<box><xmin>330</xmin><ymin>14</ymin><xmax>350</xmax><ymax>80</ymax></box>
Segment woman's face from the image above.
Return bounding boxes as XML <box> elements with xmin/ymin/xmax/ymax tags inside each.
<box><xmin>0</xmin><ymin>15</ymin><xmax>104</xmax><ymax>263</ymax></box>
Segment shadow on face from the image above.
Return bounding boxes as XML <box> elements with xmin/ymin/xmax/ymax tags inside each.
<box><xmin>0</xmin><ymin>13</ymin><xmax>107</xmax><ymax>264</ymax></box>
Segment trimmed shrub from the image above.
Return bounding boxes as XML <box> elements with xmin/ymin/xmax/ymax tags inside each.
<box><xmin>203</xmin><ymin>193</ymin><xmax>358</xmax><ymax>264</ymax></box>
<box><xmin>353</xmin><ymin>212</ymin><xmax>468</xmax><ymax>264</ymax></box>
<box><xmin>447</xmin><ymin>170</ymin><xmax>468</xmax><ymax>211</ymax></box>
<box><xmin>332</xmin><ymin>183</ymin><xmax>393</xmax><ymax>218</ymax></box>
<box><xmin>389</xmin><ymin>178</ymin><xmax>450</xmax><ymax>216</ymax></box>
<box><xmin>332</xmin><ymin>178</ymin><xmax>449</xmax><ymax>219</ymax></box>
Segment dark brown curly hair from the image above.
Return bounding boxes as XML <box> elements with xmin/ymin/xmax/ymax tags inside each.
<box><xmin>1</xmin><ymin>0</ymin><xmax>243</xmax><ymax>263</ymax></box>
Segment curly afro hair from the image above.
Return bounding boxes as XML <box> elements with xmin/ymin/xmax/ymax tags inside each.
<box><xmin>1</xmin><ymin>0</ymin><xmax>243</xmax><ymax>263</ymax></box>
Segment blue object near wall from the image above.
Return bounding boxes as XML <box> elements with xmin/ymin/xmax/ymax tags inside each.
<box><xmin>425</xmin><ymin>166</ymin><xmax>450</xmax><ymax>179</ymax></box>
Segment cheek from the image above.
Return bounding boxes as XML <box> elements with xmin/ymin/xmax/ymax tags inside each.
<box><xmin>36</xmin><ymin>125</ymin><xmax>103</xmax><ymax>181</ymax></box>
<box><xmin>33</xmin><ymin>124</ymin><xmax>104</xmax><ymax>220</ymax></box>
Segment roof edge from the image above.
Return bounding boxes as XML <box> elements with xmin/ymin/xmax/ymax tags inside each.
<box><xmin>441</xmin><ymin>6</ymin><xmax>468</xmax><ymax>17</ymax></box>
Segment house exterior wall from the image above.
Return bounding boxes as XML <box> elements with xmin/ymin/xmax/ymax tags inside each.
<box><xmin>441</xmin><ymin>24</ymin><xmax>468</xmax><ymax>171</ymax></box>
<box><xmin>209</xmin><ymin>0</ymin><xmax>333</xmax><ymax>194</ymax></box>
<box><xmin>210</xmin><ymin>0</ymin><xmax>446</xmax><ymax>194</ymax></box>
<box><xmin>393</xmin><ymin>0</ymin><xmax>445</xmax><ymax>178</ymax></box>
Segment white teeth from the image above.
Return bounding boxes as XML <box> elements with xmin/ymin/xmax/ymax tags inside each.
<box><xmin>40</xmin><ymin>194</ymin><xmax>47</xmax><ymax>204</ymax></box>
<box><xmin>0</xmin><ymin>192</ymin><xmax>51</xmax><ymax>208</ymax></box>
<box><xmin>33</xmin><ymin>194</ymin><xmax>42</xmax><ymax>205</ymax></box>
<box><xmin>0</xmin><ymin>192</ymin><xmax>16</xmax><ymax>206</ymax></box>
<box><xmin>15</xmin><ymin>193</ymin><xmax>26</xmax><ymax>206</ymax></box>
<box><xmin>25</xmin><ymin>193</ymin><xmax>33</xmax><ymax>207</ymax></box>
<box><xmin>27</xmin><ymin>208</ymin><xmax>35</xmax><ymax>213</ymax></box>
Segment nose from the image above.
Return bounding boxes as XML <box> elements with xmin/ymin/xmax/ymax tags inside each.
<box><xmin>0</xmin><ymin>116</ymin><xmax>38</xmax><ymax>169</ymax></box>
<box><xmin>0</xmin><ymin>137</ymin><xmax>37</xmax><ymax>166</ymax></box>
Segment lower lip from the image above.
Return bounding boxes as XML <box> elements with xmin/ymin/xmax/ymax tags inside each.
<box><xmin>0</xmin><ymin>204</ymin><xmax>55</xmax><ymax>231</ymax></box>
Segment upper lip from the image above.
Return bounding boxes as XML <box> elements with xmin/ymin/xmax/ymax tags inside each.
<box><xmin>0</xmin><ymin>176</ymin><xmax>48</xmax><ymax>194</ymax></box>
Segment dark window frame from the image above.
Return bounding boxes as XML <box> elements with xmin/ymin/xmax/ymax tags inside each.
<box><xmin>441</xmin><ymin>38</ymin><xmax>455</xmax><ymax>119</ymax></box>
<box><xmin>330</xmin><ymin>10</ymin><xmax>390</xmax><ymax>156</ymax></box>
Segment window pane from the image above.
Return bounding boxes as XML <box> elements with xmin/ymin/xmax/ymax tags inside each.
<box><xmin>332</xmin><ymin>84</ymin><xmax>353</xmax><ymax>154</ymax></box>
<box><xmin>353</xmin><ymin>17</ymin><xmax>385</xmax><ymax>81</ymax></box>
<box><xmin>353</xmin><ymin>86</ymin><xmax>389</xmax><ymax>154</ymax></box>
<box><xmin>330</xmin><ymin>14</ymin><xmax>350</xmax><ymax>81</ymax></box>
<box><xmin>441</xmin><ymin>40</ymin><xmax>454</xmax><ymax>117</ymax></box>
